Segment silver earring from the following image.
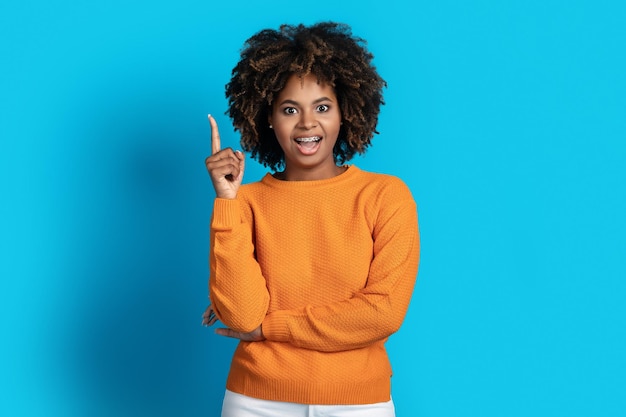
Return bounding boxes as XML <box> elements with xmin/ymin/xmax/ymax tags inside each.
<box><xmin>269</xmin><ymin>124</ymin><xmax>273</xmax><ymax>129</ymax></box>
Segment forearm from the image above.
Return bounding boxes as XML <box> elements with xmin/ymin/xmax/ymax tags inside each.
<box><xmin>262</xmin><ymin>199</ymin><xmax>419</xmax><ymax>351</ymax></box>
<box><xmin>209</xmin><ymin>198</ymin><xmax>270</xmax><ymax>332</ymax></box>
<box><xmin>262</xmin><ymin>276</ymin><xmax>416</xmax><ymax>352</ymax></box>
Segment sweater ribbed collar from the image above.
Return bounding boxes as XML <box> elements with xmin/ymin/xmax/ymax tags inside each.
<box><xmin>261</xmin><ymin>165</ymin><xmax>359</xmax><ymax>189</ymax></box>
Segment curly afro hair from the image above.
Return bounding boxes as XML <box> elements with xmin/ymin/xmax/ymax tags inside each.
<box><xmin>225</xmin><ymin>22</ymin><xmax>387</xmax><ymax>171</ymax></box>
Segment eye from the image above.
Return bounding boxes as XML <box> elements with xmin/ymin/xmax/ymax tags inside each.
<box><xmin>282</xmin><ymin>107</ymin><xmax>298</xmax><ymax>115</ymax></box>
<box><xmin>316</xmin><ymin>104</ymin><xmax>330</xmax><ymax>112</ymax></box>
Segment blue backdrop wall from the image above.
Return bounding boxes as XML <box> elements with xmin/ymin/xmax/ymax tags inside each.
<box><xmin>2</xmin><ymin>1</ymin><xmax>625</xmax><ymax>416</ymax></box>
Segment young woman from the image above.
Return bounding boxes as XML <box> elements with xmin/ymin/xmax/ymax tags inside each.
<box><xmin>202</xmin><ymin>22</ymin><xmax>420</xmax><ymax>417</ymax></box>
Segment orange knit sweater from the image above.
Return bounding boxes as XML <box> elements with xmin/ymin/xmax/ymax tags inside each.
<box><xmin>209</xmin><ymin>165</ymin><xmax>419</xmax><ymax>405</ymax></box>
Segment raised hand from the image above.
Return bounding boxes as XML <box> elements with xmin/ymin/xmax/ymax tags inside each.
<box><xmin>204</xmin><ymin>114</ymin><xmax>245</xmax><ymax>199</ymax></box>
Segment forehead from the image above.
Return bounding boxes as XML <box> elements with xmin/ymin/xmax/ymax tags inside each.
<box><xmin>277</xmin><ymin>73</ymin><xmax>337</xmax><ymax>101</ymax></box>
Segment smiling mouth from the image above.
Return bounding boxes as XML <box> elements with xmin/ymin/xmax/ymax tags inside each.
<box><xmin>295</xmin><ymin>136</ymin><xmax>322</xmax><ymax>144</ymax></box>
<box><xmin>294</xmin><ymin>136</ymin><xmax>322</xmax><ymax>154</ymax></box>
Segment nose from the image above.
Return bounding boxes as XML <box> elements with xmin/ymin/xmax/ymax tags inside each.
<box><xmin>298</xmin><ymin>110</ymin><xmax>317</xmax><ymax>130</ymax></box>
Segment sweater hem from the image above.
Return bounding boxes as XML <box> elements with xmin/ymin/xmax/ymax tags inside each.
<box><xmin>226</xmin><ymin>375</ymin><xmax>391</xmax><ymax>405</ymax></box>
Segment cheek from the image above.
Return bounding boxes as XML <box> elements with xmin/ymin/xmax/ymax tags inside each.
<box><xmin>273</xmin><ymin>128</ymin><xmax>292</xmax><ymax>149</ymax></box>
<box><xmin>328</xmin><ymin>119</ymin><xmax>342</xmax><ymax>137</ymax></box>
<box><xmin>274</xmin><ymin>125</ymin><xmax>289</xmax><ymax>139</ymax></box>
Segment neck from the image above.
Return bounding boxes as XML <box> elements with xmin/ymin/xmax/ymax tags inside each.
<box><xmin>277</xmin><ymin>164</ymin><xmax>347</xmax><ymax>181</ymax></box>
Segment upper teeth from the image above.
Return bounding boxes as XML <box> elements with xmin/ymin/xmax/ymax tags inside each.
<box><xmin>296</xmin><ymin>137</ymin><xmax>320</xmax><ymax>142</ymax></box>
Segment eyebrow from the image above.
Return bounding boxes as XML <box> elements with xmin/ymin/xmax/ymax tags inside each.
<box><xmin>277</xmin><ymin>97</ymin><xmax>335</xmax><ymax>106</ymax></box>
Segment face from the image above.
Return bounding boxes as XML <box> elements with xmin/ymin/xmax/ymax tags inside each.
<box><xmin>269</xmin><ymin>73</ymin><xmax>342</xmax><ymax>181</ymax></box>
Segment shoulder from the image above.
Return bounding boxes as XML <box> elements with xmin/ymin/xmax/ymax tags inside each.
<box><xmin>352</xmin><ymin>167</ymin><xmax>414</xmax><ymax>201</ymax></box>
<box><xmin>235</xmin><ymin>174</ymin><xmax>283</xmax><ymax>211</ymax></box>
<box><xmin>238</xmin><ymin>173</ymin><xmax>273</xmax><ymax>195</ymax></box>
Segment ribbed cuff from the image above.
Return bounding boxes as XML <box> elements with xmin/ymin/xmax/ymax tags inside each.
<box><xmin>262</xmin><ymin>312</ymin><xmax>291</xmax><ymax>342</ymax></box>
<box><xmin>211</xmin><ymin>198</ymin><xmax>241</xmax><ymax>230</ymax></box>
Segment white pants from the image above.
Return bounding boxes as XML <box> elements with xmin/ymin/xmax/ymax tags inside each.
<box><xmin>221</xmin><ymin>390</ymin><xmax>396</xmax><ymax>417</ymax></box>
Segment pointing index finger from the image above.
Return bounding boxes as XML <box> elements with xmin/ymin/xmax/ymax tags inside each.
<box><xmin>208</xmin><ymin>114</ymin><xmax>221</xmax><ymax>154</ymax></box>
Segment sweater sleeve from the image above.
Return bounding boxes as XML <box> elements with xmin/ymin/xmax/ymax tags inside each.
<box><xmin>262</xmin><ymin>184</ymin><xmax>420</xmax><ymax>352</ymax></box>
<box><xmin>209</xmin><ymin>197</ymin><xmax>270</xmax><ymax>333</ymax></box>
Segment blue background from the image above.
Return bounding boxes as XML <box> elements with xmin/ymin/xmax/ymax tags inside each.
<box><xmin>2</xmin><ymin>1</ymin><xmax>625</xmax><ymax>416</ymax></box>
